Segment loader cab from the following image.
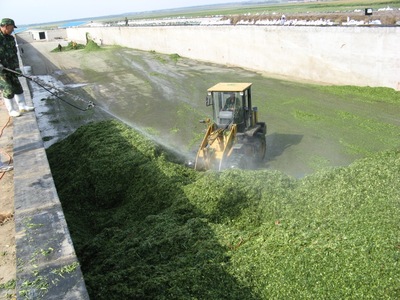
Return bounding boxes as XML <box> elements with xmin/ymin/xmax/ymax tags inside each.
<box><xmin>206</xmin><ymin>82</ymin><xmax>253</xmax><ymax>132</ymax></box>
<box><xmin>196</xmin><ymin>82</ymin><xmax>267</xmax><ymax>171</ymax></box>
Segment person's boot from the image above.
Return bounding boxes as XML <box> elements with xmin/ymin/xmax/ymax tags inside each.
<box><xmin>4</xmin><ymin>97</ymin><xmax>21</xmax><ymax>117</ymax></box>
<box><xmin>15</xmin><ymin>93</ymin><xmax>34</xmax><ymax>112</ymax></box>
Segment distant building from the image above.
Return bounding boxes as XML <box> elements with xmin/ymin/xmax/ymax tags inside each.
<box><xmin>27</xmin><ymin>29</ymin><xmax>67</xmax><ymax>42</ymax></box>
<box><xmin>30</xmin><ymin>30</ymin><xmax>47</xmax><ymax>40</ymax></box>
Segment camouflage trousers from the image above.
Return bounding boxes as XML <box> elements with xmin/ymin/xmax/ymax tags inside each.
<box><xmin>0</xmin><ymin>72</ymin><xmax>23</xmax><ymax>99</ymax></box>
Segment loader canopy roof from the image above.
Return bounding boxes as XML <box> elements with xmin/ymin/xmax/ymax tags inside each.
<box><xmin>207</xmin><ymin>82</ymin><xmax>252</xmax><ymax>93</ymax></box>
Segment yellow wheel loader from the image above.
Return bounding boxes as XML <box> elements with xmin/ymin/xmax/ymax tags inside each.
<box><xmin>194</xmin><ymin>83</ymin><xmax>266</xmax><ymax>171</ymax></box>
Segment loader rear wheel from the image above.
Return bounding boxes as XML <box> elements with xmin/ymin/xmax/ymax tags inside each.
<box><xmin>256</xmin><ymin>133</ymin><xmax>266</xmax><ymax>162</ymax></box>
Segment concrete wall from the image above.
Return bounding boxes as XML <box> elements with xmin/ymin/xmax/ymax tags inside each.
<box><xmin>66</xmin><ymin>25</ymin><xmax>400</xmax><ymax>90</ymax></box>
<box><xmin>17</xmin><ymin>29</ymin><xmax>67</xmax><ymax>43</ymax></box>
<box><xmin>12</xmin><ymin>44</ymin><xmax>89</xmax><ymax>299</ymax></box>
<box><xmin>45</xmin><ymin>29</ymin><xmax>68</xmax><ymax>41</ymax></box>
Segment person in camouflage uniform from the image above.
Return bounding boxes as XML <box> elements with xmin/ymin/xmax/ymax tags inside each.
<box><xmin>0</xmin><ymin>18</ymin><xmax>34</xmax><ymax>117</ymax></box>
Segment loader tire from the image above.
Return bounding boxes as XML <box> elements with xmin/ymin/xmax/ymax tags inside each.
<box><xmin>256</xmin><ymin>133</ymin><xmax>266</xmax><ymax>162</ymax></box>
<box><xmin>227</xmin><ymin>153</ymin><xmax>247</xmax><ymax>170</ymax></box>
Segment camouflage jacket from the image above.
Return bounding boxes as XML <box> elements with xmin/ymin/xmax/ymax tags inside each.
<box><xmin>0</xmin><ymin>30</ymin><xmax>19</xmax><ymax>70</ymax></box>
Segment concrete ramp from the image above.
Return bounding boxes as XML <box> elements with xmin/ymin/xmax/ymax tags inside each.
<box><xmin>13</xmin><ymin>78</ymin><xmax>88</xmax><ymax>299</ymax></box>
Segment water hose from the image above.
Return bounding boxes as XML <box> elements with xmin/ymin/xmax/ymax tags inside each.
<box><xmin>2</xmin><ymin>67</ymin><xmax>95</xmax><ymax>112</ymax></box>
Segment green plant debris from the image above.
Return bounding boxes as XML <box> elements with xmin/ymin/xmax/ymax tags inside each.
<box><xmin>51</xmin><ymin>262</ymin><xmax>79</xmax><ymax>278</ymax></box>
<box><xmin>339</xmin><ymin>138</ymin><xmax>373</xmax><ymax>155</ymax></box>
<box><xmin>169</xmin><ymin>53</ymin><xmax>181</xmax><ymax>62</ymax></box>
<box><xmin>51</xmin><ymin>38</ymin><xmax>101</xmax><ymax>53</ymax></box>
<box><xmin>40</xmin><ymin>248</ymin><xmax>54</xmax><ymax>256</ymax></box>
<box><xmin>308</xmin><ymin>155</ymin><xmax>331</xmax><ymax>171</ymax></box>
<box><xmin>0</xmin><ymin>279</ymin><xmax>16</xmax><ymax>290</ymax></box>
<box><xmin>16</xmin><ymin>261</ymin><xmax>81</xmax><ymax>299</ymax></box>
<box><xmin>23</xmin><ymin>218</ymin><xmax>44</xmax><ymax>230</ymax></box>
<box><xmin>149</xmin><ymin>71</ymin><xmax>161</xmax><ymax>77</ymax></box>
<box><xmin>19</xmin><ymin>276</ymin><xmax>49</xmax><ymax>299</ymax></box>
<box><xmin>51</xmin><ymin>41</ymin><xmax>85</xmax><ymax>52</ymax></box>
<box><xmin>46</xmin><ymin>119</ymin><xmax>400</xmax><ymax>299</ymax></box>
<box><xmin>151</xmin><ymin>52</ymin><xmax>167</xmax><ymax>64</ymax></box>
<box><xmin>144</xmin><ymin>127</ymin><xmax>160</xmax><ymax>136</ymax></box>
<box><xmin>292</xmin><ymin>109</ymin><xmax>323</xmax><ymax>122</ymax></box>
<box><xmin>84</xmin><ymin>40</ymin><xmax>101</xmax><ymax>52</ymax></box>
<box><xmin>317</xmin><ymin>85</ymin><xmax>400</xmax><ymax>104</ymax></box>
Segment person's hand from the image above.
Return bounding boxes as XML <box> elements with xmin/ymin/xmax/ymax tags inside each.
<box><xmin>15</xmin><ymin>67</ymin><xmax>22</xmax><ymax>75</ymax></box>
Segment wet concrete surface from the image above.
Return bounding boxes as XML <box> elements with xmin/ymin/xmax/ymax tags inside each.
<box><xmin>18</xmin><ymin>40</ymin><xmax>400</xmax><ymax>178</ymax></box>
<box><xmin>11</xmin><ymin>78</ymin><xmax>89</xmax><ymax>299</ymax></box>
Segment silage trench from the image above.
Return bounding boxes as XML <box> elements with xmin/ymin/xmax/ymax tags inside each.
<box><xmin>47</xmin><ymin>120</ymin><xmax>265</xmax><ymax>299</ymax></box>
<box><xmin>21</xmin><ymin>42</ymin><xmax>400</xmax><ymax>177</ymax></box>
<box><xmin>47</xmin><ymin>119</ymin><xmax>400</xmax><ymax>299</ymax></box>
<box><xmin>17</xmin><ymin>25</ymin><xmax>400</xmax><ymax>300</ymax></box>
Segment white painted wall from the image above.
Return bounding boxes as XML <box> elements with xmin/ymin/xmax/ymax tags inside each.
<box><xmin>66</xmin><ymin>26</ymin><xmax>400</xmax><ymax>90</ymax></box>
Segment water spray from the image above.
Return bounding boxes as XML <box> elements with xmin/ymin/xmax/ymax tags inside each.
<box><xmin>2</xmin><ymin>67</ymin><xmax>196</xmax><ymax>166</ymax></box>
<box><xmin>2</xmin><ymin>67</ymin><xmax>95</xmax><ymax>112</ymax></box>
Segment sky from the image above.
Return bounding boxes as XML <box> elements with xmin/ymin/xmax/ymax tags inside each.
<box><xmin>1</xmin><ymin>0</ymin><xmax>246</xmax><ymax>26</ymax></box>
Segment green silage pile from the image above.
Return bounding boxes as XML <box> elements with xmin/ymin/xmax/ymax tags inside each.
<box><xmin>47</xmin><ymin>120</ymin><xmax>400</xmax><ymax>299</ymax></box>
